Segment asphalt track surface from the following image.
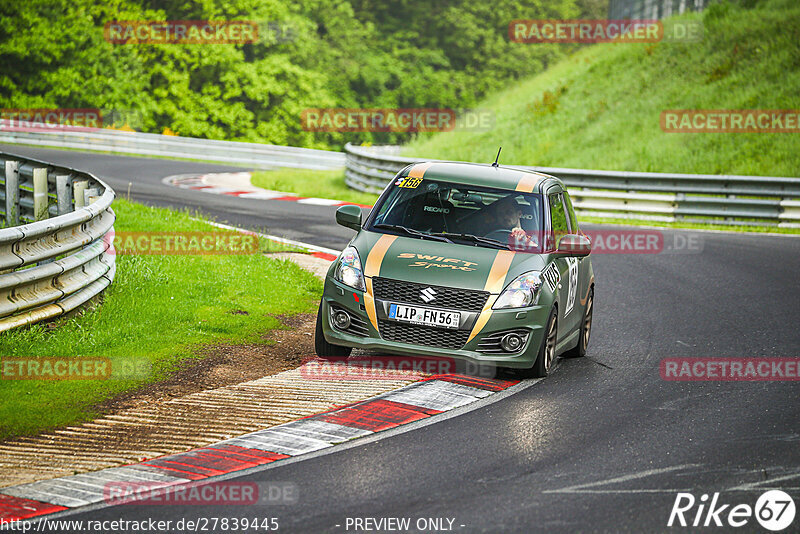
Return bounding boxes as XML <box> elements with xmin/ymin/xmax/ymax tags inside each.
<box><xmin>4</xmin><ymin>145</ymin><xmax>799</xmax><ymax>533</ymax></box>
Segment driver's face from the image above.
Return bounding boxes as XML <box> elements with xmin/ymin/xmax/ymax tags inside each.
<box><xmin>495</xmin><ymin>202</ymin><xmax>522</xmax><ymax>227</ymax></box>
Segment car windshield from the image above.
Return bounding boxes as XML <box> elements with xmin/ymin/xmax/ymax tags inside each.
<box><xmin>367</xmin><ymin>177</ymin><xmax>544</xmax><ymax>252</ymax></box>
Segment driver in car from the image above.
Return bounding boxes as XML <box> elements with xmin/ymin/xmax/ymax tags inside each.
<box><xmin>483</xmin><ymin>195</ymin><xmax>538</xmax><ymax>249</ymax></box>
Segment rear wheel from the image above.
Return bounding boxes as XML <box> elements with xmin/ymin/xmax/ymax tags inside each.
<box><xmin>314</xmin><ymin>301</ymin><xmax>352</xmax><ymax>359</ymax></box>
<box><xmin>564</xmin><ymin>288</ymin><xmax>593</xmax><ymax>358</ymax></box>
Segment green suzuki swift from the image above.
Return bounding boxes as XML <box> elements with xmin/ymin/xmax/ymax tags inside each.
<box><xmin>315</xmin><ymin>160</ymin><xmax>594</xmax><ymax>377</ymax></box>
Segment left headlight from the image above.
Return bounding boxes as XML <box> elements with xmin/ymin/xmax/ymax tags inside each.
<box><xmin>493</xmin><ymin>271</ymin><xmax>543</xmax><ymax>309</ymax></box>
<box><xmin>334</xmin><ymin>246</ymin><xmax>366</xmax><ymax>291</ymax></box>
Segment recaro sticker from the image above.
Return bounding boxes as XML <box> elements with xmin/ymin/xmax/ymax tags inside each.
<box><xmin>542</xmin><ymin>262</ymin><xmax>560</xmax><ymax>292</ymax></box>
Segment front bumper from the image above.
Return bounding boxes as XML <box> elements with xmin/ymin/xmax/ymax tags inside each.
<box><xmin>321</xmin><ymin>277</ymin><xmax>549</xmax><ymax>369</ymax></box>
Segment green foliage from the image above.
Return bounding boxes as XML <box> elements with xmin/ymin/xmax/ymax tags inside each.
<box><xmin>0</xmin><ymin>0</ymin><xmax>578</xmax><ymax>148</ymax></box>
<box><xmin>406</xmin><ymin>0</ymin><xmax>800</xmax><ymax>178</ymax></box>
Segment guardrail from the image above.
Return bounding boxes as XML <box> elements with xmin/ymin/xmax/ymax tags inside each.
<box><xmin>0</xmin><ymin>126</ymin><xmax>345</xmax><ymax>171</ymax></box>
<box><xmin>344</xmin><ymin>144</ymin><xmax>800</xmax><ymax>227</ymax></box>
<box><xmin>0</xmin><ymin>152</ymin><xmax>115</xmax><ymax>332</ymax></box>
<box><xmin>609</xmin><ymin>0</ymin><xmax>709</xmax><ymax>20</ymax></box>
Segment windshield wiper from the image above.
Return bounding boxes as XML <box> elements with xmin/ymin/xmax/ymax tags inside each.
<box><xmin>373</xmin><ymin>224</ymin><xmax>453</xmax><ymax>243</ymax></box>
<box><xmin>431</xmin><ymin>232</ymin><xmax>509</xmax><ymax>250</ymax></box>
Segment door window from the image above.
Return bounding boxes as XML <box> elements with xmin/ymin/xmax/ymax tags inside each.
<box><xmin>548</xmin><ymin>192</ymin><xmax>569</xmax><ymax>250</ymax></box>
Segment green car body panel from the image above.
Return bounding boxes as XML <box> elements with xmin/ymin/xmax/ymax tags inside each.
<box><xmin>319</xmin><ymin>161</ymin><xmax>595</xmax><ymax>371</ymax></box>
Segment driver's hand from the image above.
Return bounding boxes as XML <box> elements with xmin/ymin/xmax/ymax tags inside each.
<box><xmin>510</xmin><ymin>228</ymin><xmax>537</xmax><ymax>249</ymax></box>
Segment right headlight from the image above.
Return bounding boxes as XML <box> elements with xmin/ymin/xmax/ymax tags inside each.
<box><xmin>493</xmin><ymin>271</ymin><xmax>543</xmax><ymax>309</ymax></box>
<box><xmin>334</xmin><ymin>246</ymin><xmax>366</xmax><ymax>291</ymax></box>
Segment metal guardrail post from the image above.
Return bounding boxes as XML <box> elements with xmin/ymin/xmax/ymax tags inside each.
<box><xmin>0</xmin><ymin>151</ymin><xmax>116</xmax><ymax>332</ymax></box>
<box><xmin>33</xmin><ymin>167</ymin><xmax>48</xmax><ymax>221</ymax></box>
<box><xmin>55</xmin><ymin>174</ymin><xmax>72</xmax><ymax>215</ymax></box>
<box><xmin>74</xmin><ymin>180</ymin><xmax>88</xmax><ymax>209</ymax></box>
<box><xmin>85</xmin><ymin>187</ymin><xmax>99</xmax><ymax>205</ymax></box>
<box><xmin>4</xmin><ymin>160</ymin><xmax>19</xmax><ymax>226</ymax></box>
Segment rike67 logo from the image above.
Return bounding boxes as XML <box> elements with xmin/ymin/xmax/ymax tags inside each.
<box><xmin>668</xmin><ymin>490</ymin><xmax>795</xmax><ymax>531</ymax></box>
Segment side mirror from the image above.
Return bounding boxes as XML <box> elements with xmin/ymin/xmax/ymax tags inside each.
<box><xmin>336</xmin><ymin>205</ymin><xmax>363</xmax><ymax>231</ymax></box>
<box><xmin>556</xmin><ymin>234</ymin><xmax>591</xmax><ymax>257</ymax></box>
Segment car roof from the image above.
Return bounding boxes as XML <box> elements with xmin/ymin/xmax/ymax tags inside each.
<box><xmin>400</xmin><ymin>161</ymin><xmax>564</xmax><ymax>194</ymax></box>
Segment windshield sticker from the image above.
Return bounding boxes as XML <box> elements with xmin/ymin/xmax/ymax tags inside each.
<box><xmin>542</xmin><ymin>262</ymin><xmax>560</xmax><ymax>292</ymax></box>
<box><xmin>397</xmin><ymin>176</ymin><xmax>423</xmax><ymax>189</ymax></box>
<box><xmin>397</xmin><ymin>252</ymin><xmax>477</xmax><ymax>271</ymax></box>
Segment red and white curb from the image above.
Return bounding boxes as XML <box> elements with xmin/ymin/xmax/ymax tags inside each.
<box><xmin>0</xmin><ymin>374</ymin><xmax>518</xmax><ymax>523</ymax></box>
<box><xmin>163</xmin><ymin>173</ymin><xmax>373</xmax><ymax>209</ymax></box>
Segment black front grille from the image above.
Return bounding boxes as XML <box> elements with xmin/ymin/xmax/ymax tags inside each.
<box><xmin>378</xmin><ymin>320</ymin><xmax>470</xmax><ymax>350</ymax></box>
<box><xmin>373</xmin><ymin>277</ymin><xmax>489</xmax><ymax>311</ymax></box>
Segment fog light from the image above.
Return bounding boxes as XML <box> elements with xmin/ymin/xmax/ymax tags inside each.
<box><xmin>500</xmin><ymin>333</ymin><xmax>523</xmax><ymax>352</ymax></box>
<box><xmin>333</xmin><ymin>310</ymin><xmax>351</xmax><ymax>330</ymax></box>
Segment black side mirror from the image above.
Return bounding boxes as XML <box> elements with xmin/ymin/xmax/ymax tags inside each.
<box><xmin>336</xmin><ymin>205</ymin><xmax>363</xmax><ymax>231</ymax></box>
<box><xmin>555</xmin><ymin>234</ymin><xmax>591</xmax><ymax>257</ymax></box>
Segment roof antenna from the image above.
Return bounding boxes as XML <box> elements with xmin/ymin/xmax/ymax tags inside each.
<box><xmin>492</xmin><ymin>147</ymin><xmax>502</xmax><ymax>167</ymax></box>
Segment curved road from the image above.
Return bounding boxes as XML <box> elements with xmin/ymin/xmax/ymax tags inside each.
<box><xmin>5</xmin><ymin>145</ymin><xmax>799</xmax><ymax>533</ymax></box>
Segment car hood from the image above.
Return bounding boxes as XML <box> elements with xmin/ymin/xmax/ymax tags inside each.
<box><xmin>351</xmin><ymin>231</ymin><xmax>546</xmax><ymax>293</ymax></box>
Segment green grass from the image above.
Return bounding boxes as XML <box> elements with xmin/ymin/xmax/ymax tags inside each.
<box><xmin>0</xmin><ymin>199</ymin><xmax>322</xmax><ymax>440</ymax></box>
<box><xmin>405</xmin><ymin>0</ymin><xmax>800</xmax><ymax>177</ymax></box>
<box><xmin>251</xmin><ymin>168</ymin><xmax>378</xmax><ymax>206</ymax></box>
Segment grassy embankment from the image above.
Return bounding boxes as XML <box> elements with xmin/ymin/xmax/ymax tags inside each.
<box><xmin>0</xmin><ymin>199</ymin><xmax>321</xmax><ymax>440</ymax></box>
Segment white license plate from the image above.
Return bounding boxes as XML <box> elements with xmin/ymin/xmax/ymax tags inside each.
<box><xmin>388</xmin><ymin>303</ymin><xmax>460</xmax><ymax>329</ymax></box>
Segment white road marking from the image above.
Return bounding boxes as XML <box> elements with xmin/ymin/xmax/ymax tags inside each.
<box><xmin>729</xmin><ymin>471</ymin><xmax>800</xmax><ymax>491</ymax></box>
<box><xmin>543</xmin><ymin>464</ymin><xmax>699</xmax><ymax>494</ymax></box>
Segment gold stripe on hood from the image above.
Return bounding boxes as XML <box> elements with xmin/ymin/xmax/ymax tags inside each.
<box><xmin>364</xmin><ymin>234</ymin><xmax>397</xmax><ymax>330</ymax></box>
<box><xmin>467</xmin><ymin>250</ymin><xmax>515</xmax><ymax>343</ymax></box>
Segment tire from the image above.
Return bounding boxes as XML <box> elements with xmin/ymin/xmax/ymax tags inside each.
<box><xmin>314</xmin><ymin>301</ymin><xmax>352</xmax><ymax>359</ymax></box>
<box><xmin>517</xmin><ymin>307</ymin><xmax>557</xmax><ymax>378</ymax></box>
<box><xmin>564</xmin><ymin>288</ymin><xmax>593</xmax><ymax>358</ymax></box>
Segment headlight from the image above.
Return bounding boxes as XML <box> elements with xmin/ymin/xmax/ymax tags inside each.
<box><xmin>493</xmin><ymin>272</ymin><xmax>542</xmax><ymax>309</ymax></box>
<box><xmin>334</xmin><ymin>246</ymin><xmax>365</xmax><ymax>291</ymax></box>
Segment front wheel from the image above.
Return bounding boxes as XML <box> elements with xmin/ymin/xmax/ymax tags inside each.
<box><xmin>516</xmin><ymin>308</ymin><xmax>557</xmax><ymax>379</ymax></box>
<box><xmin>314</xmin><ymin>301</ymin><xmax>352</xmax><ymax>359</ymax></box>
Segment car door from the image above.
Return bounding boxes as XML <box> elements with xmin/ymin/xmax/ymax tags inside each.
<box><xmin>546</xmin><ymin>187</ymin><xmax>581</xmax><ymax>339</ymax></box>
<box><xmin>563</xmin><ymin>190</ymin><xmax>589</xmax><ymax>326</ymax></box>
